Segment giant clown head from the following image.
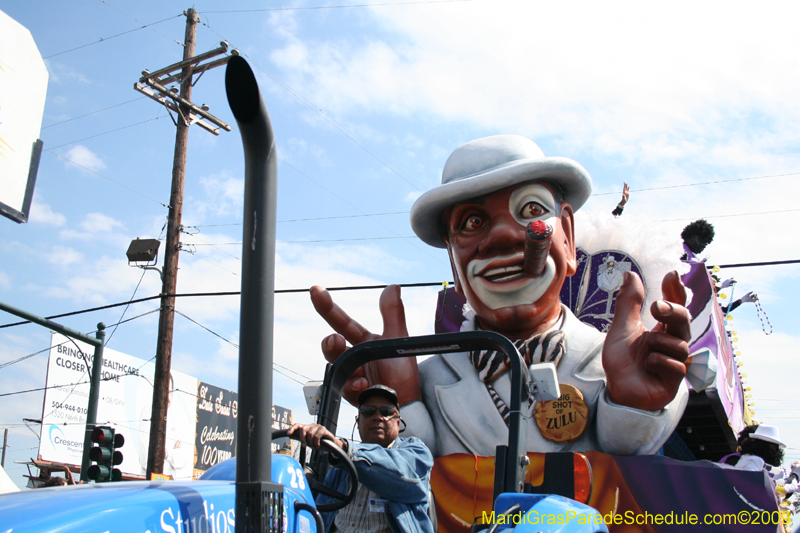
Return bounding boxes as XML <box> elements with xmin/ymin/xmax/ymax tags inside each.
<box><xmin>411</xmin><ymin>135</ymin><xmax>593</xmax><ymax>339</ymax></box>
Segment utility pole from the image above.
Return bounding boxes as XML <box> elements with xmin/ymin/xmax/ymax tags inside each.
<box><xmin>2</xmin><ymin>429</ymin><xmax>7</xmax><ymax>467</ymax></box>
<box><xmin>134</xmin><ymin>8</ymin><xmax>233</xmax><ymax>479</ymax></box>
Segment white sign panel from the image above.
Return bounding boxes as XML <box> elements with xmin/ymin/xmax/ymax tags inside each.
<box><xmin>0</xmin><ymin>9</ymin><xmax>48</xmax><ymax>223</ymax></box>
<box><xmin>39</xmin><ymin>333</ymin><xmax>197</xmax><ymax>480</ymax></box>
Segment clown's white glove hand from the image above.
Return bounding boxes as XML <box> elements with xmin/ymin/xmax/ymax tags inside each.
<box><xmin>721</xmin><ymin>278</ymin><xmax>736</xmax><ymax>289</ymax></box>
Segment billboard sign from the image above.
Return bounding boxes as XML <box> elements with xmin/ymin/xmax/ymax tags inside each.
<box><xmin>0</xmin><ymin>9</ymin><xmax>48</xmax><ymax>224</ymax></box>
<box><xmin>271</xmin><ymin>404</ymin><xmax>293</xmax><ymax>454</ymax></box>
<box><xmin>39</xmin><ymin>333</ymin><xmax>197</xmax><ymax>479</ymax></box>
<box><xmin>194</xmin><ymin>382</ymin><xmax>237</xmax><ymax>479</ymax></box>
<box><xmin>40</xmin><ymin>333</ymin><xmax>294</xmax><ymax>480</ymax></box>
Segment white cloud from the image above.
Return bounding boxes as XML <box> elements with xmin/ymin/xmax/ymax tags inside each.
<box><xmin>279</xmin><ymin>137</ymin><xmax>330</xmax><ymax>167</ymax></box>
<box><xmin>29</xmin><ymin>199</ymin><xmax>66</xmax><ymax>227</ymax></box>
<box><xmin>174</xmin><ymin>336</ymin><xmax>239</xmax><ymax>387</ymax></box>
<box><xmin>184</xmin><ymin>172</ymin><xmax>244</xmax><ymax>223</ymax></box>
<box><xmin>59</xmin><ymin>212</ymin><xmax>128</xmax><ymax>246</ymax></box>
<box><xmin>404</xmin><ymin>191</ymin><xmax>422</xmax><ymax>203</ymax></box>
<box><xmin>44</xmin><ymin>255</ymin><xmax>156</xmax><ymax>305</ymax></box>
<box><xmin>171</xmin><ymin>254</ymin><xmax>241</xmax><ymax>323</ymax></box>
<box><xmin>64</xmin><ymin>145</ymin><xmax>106</xmax><ymax>173</ymax></box>
<box><xmin>0</xmin><ymin>271</ymin><xmax>10</xmax><ymax>290</ymax></box>
<box><xmin>266</xmin><ymin>1</ymin><xmax>800</xmax><ymax>174</ymax></box>
<box><xmin>79</xmin><ymin>212</ymin><xmax>125</xmax><ymax>233</ymax></box>
<box><xmin>45</xmin><ymin>245</ymin><xmax>84</xmax><ymax>266</ymax></box>
<box><xmin>44</xmin><ymin>61</ymin><xmax>91</xmax><ymax>85</ymax></box>
<box><xmin>276</xmin><ymin>243</ymin><xmax>417</xmax><ymax>284</ymax></box>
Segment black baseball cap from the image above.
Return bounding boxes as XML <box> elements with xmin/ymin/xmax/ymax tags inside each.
<box><xmin>357</xmin><ymin>385</ymin><xmax>399</xmax><ymax>407</ymax></box>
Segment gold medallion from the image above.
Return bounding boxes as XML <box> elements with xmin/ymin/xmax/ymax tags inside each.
<box><xmin>533</xmin><ymin>384</ymin><xmax>590</xmax><ymax>443</ymax></box>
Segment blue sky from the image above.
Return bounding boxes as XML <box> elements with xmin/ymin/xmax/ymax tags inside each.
<box><xmin>2</xmin><ymin>0</ymin><xmax>800</xmax><ymax>490</ymax></box>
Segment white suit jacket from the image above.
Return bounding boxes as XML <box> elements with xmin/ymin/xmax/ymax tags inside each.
<box><xmin>400</xmin><ymin>305</ymin><xmax>688</xmax><ymax>458</ymax></box>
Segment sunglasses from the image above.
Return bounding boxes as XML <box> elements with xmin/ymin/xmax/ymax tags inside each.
<box><xmin>358</xmin><ymin>405</ymin><xmax>399</xmax><ymax>419</ymax></box>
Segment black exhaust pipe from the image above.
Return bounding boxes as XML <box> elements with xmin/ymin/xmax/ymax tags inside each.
<box><xmin>226</xmin><ymin>55</ymin><xmax>283</xmax><ymax>533</ymax></box>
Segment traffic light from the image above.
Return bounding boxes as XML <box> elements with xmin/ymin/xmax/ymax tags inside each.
<box><xmin>87</xmin><ymin>426</ymin><xmax>124</xmax><ymax>482</ymax></box>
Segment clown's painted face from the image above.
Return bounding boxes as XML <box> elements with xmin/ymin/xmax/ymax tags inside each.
<box><xmin>444</xmin><ymin>182</ymin><xmax>576</xmax><ymax>339</ymax></box>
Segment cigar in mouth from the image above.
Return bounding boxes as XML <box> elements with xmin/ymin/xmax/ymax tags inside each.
<box><xmin>523</xmin><ymin>220</ymin><xmax>553</xmax><ymax>277</ymax></box>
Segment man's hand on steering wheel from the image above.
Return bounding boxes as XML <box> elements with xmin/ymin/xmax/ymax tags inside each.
<box><xmin>282</xmin><ymin>424</ymin><xmax>358</xmax><ymax>512</ymax></box>
<box><xmin>288</xmin><ymin>423</ymin><xmax>344</xmax><ymax>450</ymax></box>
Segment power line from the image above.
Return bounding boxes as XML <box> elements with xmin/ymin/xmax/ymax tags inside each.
<box><xmin>44</xmin><ymin>149</ymin><xmax>169</xmax><ymax>208</ymax></box>
<box><xmin>5</xmin><ymin>260</ymin><xmax>798</xmax><ymax>331</ymax></box>
<box><xmin>173</xmin><ymin>310</ymin><xmax>312</xmax><ymax>383</ymax></box>
<box><xmin>43</xmin><ymin>12</ymin><xmax>182</xmax><ymax>59</ymax></box>
<box><xmin>276</xmin><ymin>211</ymin><xmax>409</xmax><ymax>222</ymax></box>
<box><xmin>0</xmin><ymin>309</ymin><xmax>160</xmax><ymax>369</ymax></box>
<box><xmin>203</xmin><ymin>0</ymin><xmax>473</xmax><ymax>14</ymax></box>
<box><xmin>0</xmin><ymin>316</ymin><xmax>309</xmax><ymax>399</ymax></box>
<box><xmin>187</xmin><ymin>211</ymin><xmax>409</xmax><ymax>229</ymax></box>
<box><xmin>182</xmin><ymin>231</ymin><xmax>240</xmax><ymax>260</ymax></box>
<box><xmin>277</xmin><ymin>157</ymin><xmax>447</xmax><ymax>266</ymax></box>
<box><xmin>174</xmin><ymin>310</ymin><xmax>234</xmax><ymax>348</ymax></box>
<box><xmin>755</xmin><ymin>399</ymin><xmax>800</xmax><ymax>402</ymax></box>
<box><xmin>0</xmin><ymin>373</ymin><xmax>131</xmax><ymax>399</ymax></box>
<box><xmin>273</xmin><ymin>363</ymin><xmax>313</xmax><ymax>383</ymax></box>
<box><xmin>189</xmin><ymin>236</ymin><xmax>417</xmax><ymax>246</ymax></box>
<box><xmin>594</xmin><ymin>171</ymin><xmax>800</xmax><ymax>197</ymax></box>
<box><xmin>190</xmin><ymin>253</ymin><xmax>240</xmax><ymax>277</ymax></box>
<box><xmin>0</xmin><ymin>283</ymin><xmax>450</xmax><ymax>329</ymax></box>
<box><xmin>0</xmin><ymin>346</ymin><xmax>52</xmax><ymax>371</ymax></box>
<box><xmin>98</xmin><ymin>1</ymin><xmax>184</xmax><ymax>47</ymax></box>
<box><xmin>272</xmin><ymin>367</ymin><xmax>307</xmax><ymax>386</ymax></box>
<box><xmin>656</xmin><ymin>208</ymin><xmax>800</xmax><ymax>223</ymax></box>
<box><xmin>187</xmin><ymin>170</ymin><xmax>800</xmax><ymax>230</ymax></box>
<box><xmin>709</xmin><ymin>259</ymin><xmax>800</xmax><ymax>269</ymax></box>
<box><xmin>48</xmin><ymin>116</ymin><xmax>166</xmax><ymax>150</ymax></box>
<box><xmin>42</xmin><ymin>98</ymin><xmax>146</xmax><ymax>129</ymax></box>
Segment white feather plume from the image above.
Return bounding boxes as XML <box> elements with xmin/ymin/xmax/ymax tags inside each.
<box><xmin>573</xmin><ymin>210</ymin><xmax>691</xmax><ymax>329</ymax></box>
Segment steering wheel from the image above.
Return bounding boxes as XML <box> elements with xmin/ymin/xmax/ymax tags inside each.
<box><xmin>273</xmin><ymin>429</ymin><xmax>358</xmax><ymax>512</ymax></box>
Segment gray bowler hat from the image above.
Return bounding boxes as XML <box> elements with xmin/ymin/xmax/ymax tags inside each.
<box><xmin>410</xmin><ymin>134</ymin><xmax>593</xmax><ymax>248</ymax></box>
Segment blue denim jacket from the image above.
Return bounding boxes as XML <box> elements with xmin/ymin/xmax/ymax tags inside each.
<box><xmin>316</xmin><ymin>436</ymin><xmax>434</xmax><ymax>533</ymax></box>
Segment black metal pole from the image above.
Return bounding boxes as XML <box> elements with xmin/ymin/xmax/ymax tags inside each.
<box><xmin>80</xmin><ymin>323</ymin><xmax>106</xmax><ymax>481</ymax></box>
<box><xmin>226</xmin><ymin>56</ymin><xmax>282</xmax><ymax>533</ymax></box>
<box><xmin>0</xmin><ymin>301</ymin><xmax>105</xmax><ymax>482</ymax></box>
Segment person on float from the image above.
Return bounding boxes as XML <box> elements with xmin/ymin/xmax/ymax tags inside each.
<box><xmin>681</xmin><ymin>219</ymin><xmax>715</xmax><ymax>261</ymax></box>
<box><xmin>310</xmin><ymin>134</ymin><xmax>691</xmax><ymax>457</ymax></box>
<box><xmin>611</xmin><ymin>182</ymin><xmax>629</xmax><ymax>217</ymax></box>
<box><xmin>734</xmin><ymin>424</ymin><xmax>786</xmax><ymax>473</ymax></box>
<box><xmin>288</xmin><ymin>385</ymin><xmax>434</xmax><ymax>533</ymax></box>
<box><xmin>728</xmin><ymin>424</ymin><xmax>800</xmax><ymax>502</ymax></box>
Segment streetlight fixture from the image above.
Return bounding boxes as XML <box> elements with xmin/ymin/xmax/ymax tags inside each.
<box><xmin>126</xmin><ymin>238</ymin><xmax>163</xmax><ymax>280</ymax></box>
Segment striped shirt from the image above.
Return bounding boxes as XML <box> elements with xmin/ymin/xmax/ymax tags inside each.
<box><xmin>333</xmin><ymin>481</ymin><xmax>392</xmax><ymax>533</ymax></box>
